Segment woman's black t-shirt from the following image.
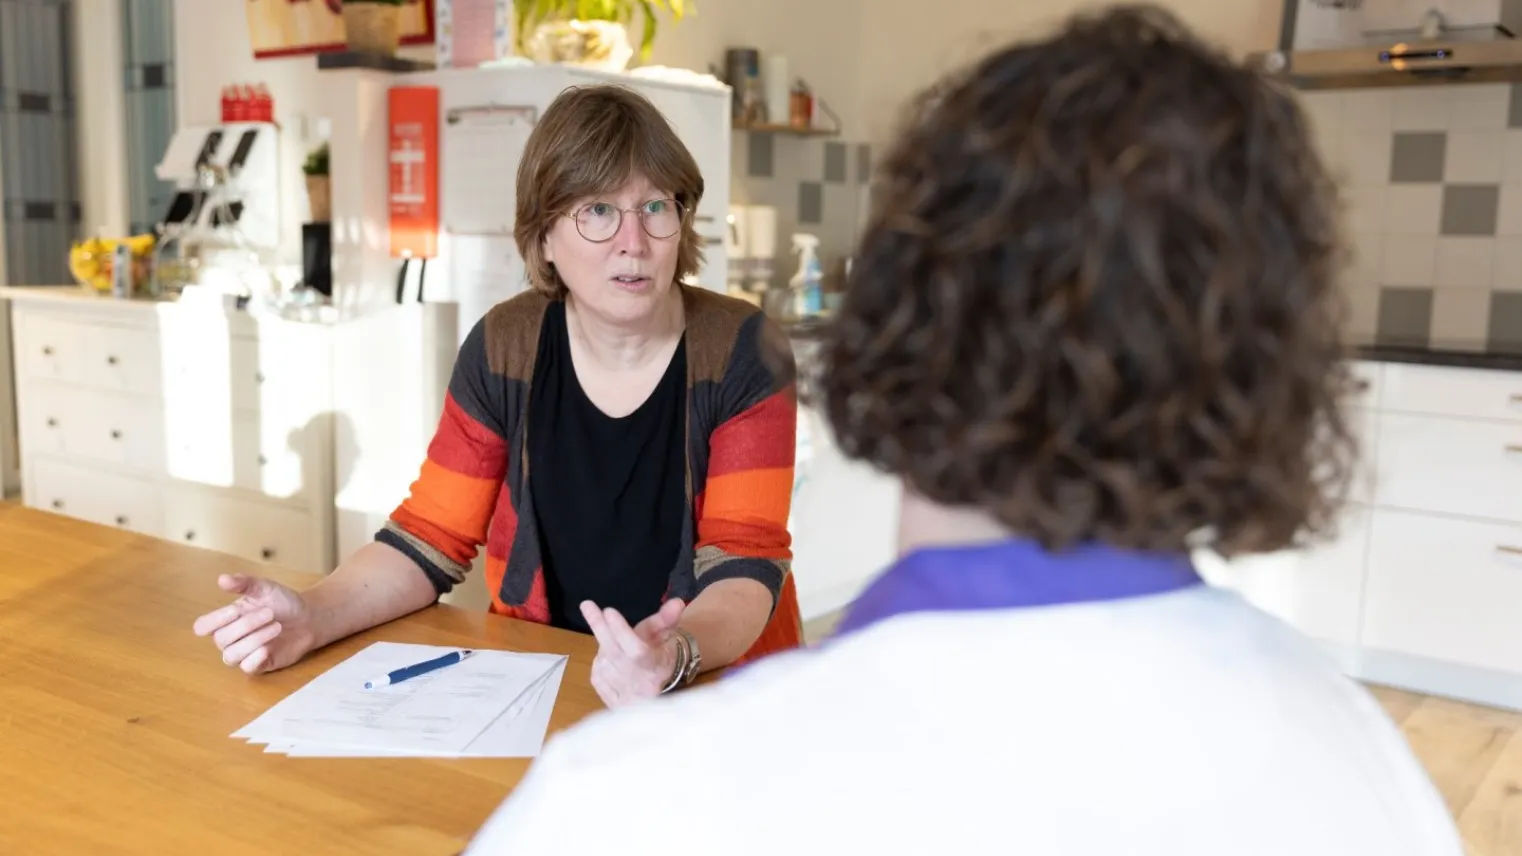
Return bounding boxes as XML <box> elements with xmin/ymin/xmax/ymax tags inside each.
<box><xmin>527</xmin><ymin>300</ymin><xmax>688</xmax><ymax>634</ymax></box>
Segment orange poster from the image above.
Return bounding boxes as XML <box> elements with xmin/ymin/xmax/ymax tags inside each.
<box><xmin>388</xmin><ymin>86</ymin><xmax>441</xmax><ymax>259</ymax></box>
<box><xmin>245</xmin><ymin>0</ymin><xmax>435</xmax><ymax>59</ymax></box>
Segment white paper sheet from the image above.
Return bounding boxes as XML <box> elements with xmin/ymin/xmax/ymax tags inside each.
<box><xmin>233</xmin><ymin>642</ymin><xmax>567</xmax><ymax>758</ymax></box>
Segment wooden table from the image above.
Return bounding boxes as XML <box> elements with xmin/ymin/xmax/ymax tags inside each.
<box><xmin>0</xmin><ymin>504</ymin><xmax>605</xmax><ymax>855</ymax></box>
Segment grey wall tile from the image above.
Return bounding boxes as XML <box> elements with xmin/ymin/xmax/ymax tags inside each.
<box><xmin>1390</xmin><ymin>132</ymin><xmax>1447</xmax><ymax>183</ymax></box>
<box><xmin>823</xmin><ymin>142</ymin><xmax>846</xmax><ymax>184</ymax></box>
<box><xmin>747</xmin><ymin>132</ymin><xmax>774</xmax><ymax>178</ymax></box>
<box><xmin>1376</xmin><ymin>286</ymin><xmax>1435</xmax><ymax>347</ymax></box>
<box><xmin>856</xmin><ymin>144</ymin><xmax>872</xmax><ymax>185</ymax></box>
<box><xmin>1441</xmin><ymin>184</ymin><xmax>1501</xmax><ymax>235</ymax></box>
<box><xmin>799</xmin><ymin>181</ymin><xmax>823</xmax><ymax>225</ymax></box>
<box><xmin>1487</xmin><ymin>291</ymin><xmax>1522</xmax><ymax>349</ymax></box>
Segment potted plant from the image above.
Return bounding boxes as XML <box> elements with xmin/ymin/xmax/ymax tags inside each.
<box><xmin>341</xmin><ymin>0</ymin><xmax>404</xmax><ymax>55</ymax></box>
<box><xmin>303</xmin><ymin>143</ymin><xmax>331</xmax><ymax>223</ymax></box>
<box><xmin>516</xmin><ymin>0</ymin><xmax>688</xmax><ymax>72</ymax></box>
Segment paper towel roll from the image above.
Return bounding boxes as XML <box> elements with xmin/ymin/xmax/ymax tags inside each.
<box><xmin>747</xmin><ymin>204</ymin><xmax>778</xmax><ymax>260</ymax></box>
<box><xmin>765</xmin><ymin>55</ymin><xmax>790</xmax><ymax>126</ymax></box>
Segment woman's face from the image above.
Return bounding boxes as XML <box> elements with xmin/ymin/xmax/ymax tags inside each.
<box><xmin>543</xmin><ymin>172</ymin><xmax>682</xmax><ymax>326</ymax></box>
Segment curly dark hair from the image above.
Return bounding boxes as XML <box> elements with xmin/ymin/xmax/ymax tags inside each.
<box><xmin>821</xmin><ymin>4</ymin><xmax>1359</xmax><ymax>558</ymax></box>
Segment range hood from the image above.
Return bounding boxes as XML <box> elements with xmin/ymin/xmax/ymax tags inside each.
<box><xmin>1250</xmin><ymin>1</ymin><xmax>1522</xmax><ymax>90</ymax></box>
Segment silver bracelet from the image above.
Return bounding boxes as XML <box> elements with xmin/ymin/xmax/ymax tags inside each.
<box><xmin>660</xmin><ymin>632</ymin><xmax>689</xmax><ymax>695</ymax></box>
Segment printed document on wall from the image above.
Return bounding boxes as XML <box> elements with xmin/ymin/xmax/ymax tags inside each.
<box><xmin>442</xmin><ymin>106</ymin><xmax>535</xmax><ymax>236</ymax></box>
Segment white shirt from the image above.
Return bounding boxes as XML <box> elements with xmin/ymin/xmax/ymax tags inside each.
<box><xmin>464</xmin><ymin>587</ymin><xmax>1463</xmax><ymax>856</ymax></box>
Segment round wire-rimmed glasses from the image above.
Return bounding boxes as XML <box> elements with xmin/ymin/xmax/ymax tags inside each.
<box><xmin>567</xmin><ymin>198</ymin><xmax>684</xmax><ymax>243</ymax></box>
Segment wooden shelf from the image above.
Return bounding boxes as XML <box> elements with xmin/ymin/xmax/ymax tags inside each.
<box><xmin>733</xmin><ymin>121</ymin><xmax>839</xmax><ymax>138</ymax></box>
<box><xmin>316</xmin><ymin>51</ymin><xmax>434</xmax><ymax>73</ymax></box>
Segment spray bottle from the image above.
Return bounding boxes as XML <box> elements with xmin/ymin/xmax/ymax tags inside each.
<box><xmin>789</xmin><ymin>232</ymin><xmax>823</xmax><ymax>317</ymax></box>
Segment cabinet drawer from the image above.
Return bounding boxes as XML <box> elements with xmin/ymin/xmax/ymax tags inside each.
<box><xmin>1373</xmin><ymin>413</ymin><xmax>1522</xmax><ymax>522</ymax></box>
<box><xmin>14</xmin><ymin>312</ymin><xmax>160</xmax><ymax>396</ymax></box>
<box><xmin>21</xmin><ymin>385</ymin><xmax>165</xmax><ymax>473</ymax></box>
<box><xmin>1380</xmin><ymin>362</ymin><xmax>1522</xmax><ymax>423</ymax></box>
<box><xmin>164</xmin><ymin>410</ymin><xmax>316</xmax><ymax>502</ymax></box>
<box><xmin>164</xmin><ymin>488</ymin><xmax>319</xmax><ymax>573</ymax></box>
<box><xmin>1193</xmin><ymin>504</ymin><xmax>1371</xmax><ymax>647</ymax></box>
<box><xmin>29</xmin><ymin>456</ymin><xmax>163</xmax><ymax>536</ymax></box>
<box><xmin>14</xmin><ymin>312</ymin><xmax>86</xmax><ymax>385</ymax></box>
<box><xmin>1363</xmin><ymin>508</ymin><xmax>1522</xmax><ymax>675</ymax></box>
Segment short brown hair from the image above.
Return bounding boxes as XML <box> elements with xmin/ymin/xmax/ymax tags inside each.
<box><xmin>821</xmin><ymin>4</ymin><xmax>1360</xmax><ymax>558</ymax></box>
<box><xmin>514</xmin><ymin>85</ymin><xmax>705</xmax><ymax>297</ymax></box>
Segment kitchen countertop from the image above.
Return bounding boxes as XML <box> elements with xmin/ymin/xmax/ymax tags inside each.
<box><xmin>776</xmin><ymin>316</ymin><xmax>1522</xmax><ymax>374</ymax></box>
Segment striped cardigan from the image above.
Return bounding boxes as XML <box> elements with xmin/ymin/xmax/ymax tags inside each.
<box><xmin>376</xmin><ymin>285</ymin><xmax>804</xmax><ymax>665</ymax></box>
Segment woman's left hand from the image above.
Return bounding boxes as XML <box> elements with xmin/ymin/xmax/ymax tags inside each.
<box><xmin>580</xmin><ymin>597</ymin><xmax>686</xmax><ymax>708</ymax></box>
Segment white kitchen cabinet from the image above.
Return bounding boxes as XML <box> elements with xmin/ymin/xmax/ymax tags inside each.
<box><xmin>4</xmin><ymin>288</ymin><xmax>336</xmax><ymax>575</ymax></box>
<box><xmin>1362</xmin><ymin>508</ymin><xmax>1522</xmax><ymax>676</ymax></box>
<box><xmin>1208</xmin><ymin>358</ymin><xmax>1522</xmax><ymax>712</ymax></box>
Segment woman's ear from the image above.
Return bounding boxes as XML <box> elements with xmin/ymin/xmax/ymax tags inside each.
<box><xmin>542</xmin><ymin>232</ymin><xmax>554</xmax><ymax>265</ymax></box>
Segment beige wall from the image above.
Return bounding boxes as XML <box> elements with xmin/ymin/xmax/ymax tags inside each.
<box><xmin>72</xmin><ymin>0</ymin><xmax>1286</xmax><ymax>235</ymax></box>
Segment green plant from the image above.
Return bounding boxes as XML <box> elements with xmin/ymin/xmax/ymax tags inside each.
<box><xmin>302</xmin><ymin>143</ymin><xmax>330</xmax><ymax>177</ymax></box>
<box><xmin>514</xmin><ymin>0</ymin><xmax>689</xmax><ymax>62</ymax></box>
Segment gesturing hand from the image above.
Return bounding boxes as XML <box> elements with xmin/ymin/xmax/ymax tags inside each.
<box><xmin>580</xmin><ymin>597</ymin><xmax>686</xmax><ymax>708</ymax></box>
<box><xmin>191</xmin><ymin>574</ymin><xmax>318</xmax><ymax>675</ymax></box>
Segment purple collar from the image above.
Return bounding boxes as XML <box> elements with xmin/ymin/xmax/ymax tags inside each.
<box><xmin>830</xmin><ymin>538</ymin><xmax>1203</xmax><ymax>638</ymax></box>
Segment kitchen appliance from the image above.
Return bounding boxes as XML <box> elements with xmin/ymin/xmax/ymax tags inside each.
<box><xmin>1252</xmin><ymin>0</ymin><xmax>1522</xmax><ymax>89</ymax></box>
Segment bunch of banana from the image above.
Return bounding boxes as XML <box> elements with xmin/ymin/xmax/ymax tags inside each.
<box><xmin>69</xmin><ymin>234</ymin><xmax>157</xmax><ymax>294</ymax></box>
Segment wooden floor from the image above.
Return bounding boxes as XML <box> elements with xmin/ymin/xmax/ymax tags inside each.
<box><xmin>1368</xmin><ymin>684</ymin><xmax>1522</xmax><ymax>856</ymax></box>
<box><xmin>806</xmin><ymin>611</ymin><xmax>1521</xmax><ymax>853</ymax></box>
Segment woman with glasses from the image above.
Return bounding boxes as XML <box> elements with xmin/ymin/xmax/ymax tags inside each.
<box><xmin>192</xmin><ymin>85</ymin><xmax>802</xmax><ymax>708</ymax></box>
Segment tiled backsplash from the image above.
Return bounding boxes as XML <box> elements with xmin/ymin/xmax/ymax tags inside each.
<box><xmin>729</xmin><ymin>131</ymin><xmax>873</xmax><ymax>290</ymax></box>
<box><xmin>1300</xmin><ymin>82</ymin><xmax>1522</xmax><ymax>351</ymax></box>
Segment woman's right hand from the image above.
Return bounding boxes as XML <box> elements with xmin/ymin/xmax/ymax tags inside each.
<box><xmin>191</xmin><ymin>573</ymin><xmax>318</xmax><ymax>674</ymax></box>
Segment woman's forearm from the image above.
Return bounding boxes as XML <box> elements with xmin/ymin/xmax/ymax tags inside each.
<box><xmin>679</xmin><ymin>577</ymin><xmax>774</xmax><ymax>672</ymax></box>
<box><xmin>302</xmin><ymin>541</ymin><xmax>442</xmax><ymax>651</ymax></box>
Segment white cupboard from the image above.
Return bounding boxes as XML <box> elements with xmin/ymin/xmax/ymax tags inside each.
<box><xmin>5</xmin><ymin>288</ymin><xmax>336</xmax><ymax>573</ymax></box>
<box><xmin>1202</xmin><ymin>358</ymin><xmax>1522</xmax><ymax>711</ymax></box>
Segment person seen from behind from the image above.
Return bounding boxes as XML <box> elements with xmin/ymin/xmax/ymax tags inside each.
<box><xmin>461</xmin><ymin>6</ymin><xmax>1464</xmax><ymax>854</ymax></box>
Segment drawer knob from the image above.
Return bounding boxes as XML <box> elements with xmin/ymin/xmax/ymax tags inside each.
<box><xmin>254</xmin><ymin>372</ymin><xmax>265</xmax><ymax>383</ymax></box>
<box><xmin>184</xmin><ymin>530</ymin><xmax>195</xmax><ymax>542</ymax></box>
<box><xmin>50</xmin><ymin>499</ymin><xmax>63</xmax><ymax>510</ymax></box>
<box><xmin>1498</xmin><ymin>545</ymin><xmax>1522</xmax><ymax>556</ymax></box>
<box><xmin>110</xmin><ymin>430</ymin><xmax>122</xmax><ymax>440</ymax></box>
<box><xmin>41</xmin><ymin>346</ymin><xmax>53</xmax><ymax>356</ymax></box>
<box><xmin>115</xmin><ymin>515</ymin><xmax>128</xmax><ymax>526</ymax></box>
<box><xmin>257</xmin><ymin>454</ymin><xmax>268</xmax><ymax>466</ymax></box>
<box><xmin>45</xmin><ymin>417</ymin><xmax>57</xmax><ymax>428</ymax></box>
<box><xmin>106</xmin><ymin>355</ymin><xmax>118</xmax><ymax>366</ymax></box>
<box><xmin>261</xmin><ymin>548</ymin><xmax>276</xmax><ymax>560</ymax></box>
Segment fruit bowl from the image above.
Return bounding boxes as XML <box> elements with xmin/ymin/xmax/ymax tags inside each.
<box><xmin>69</xmin><ymin>235</ymin><xmax>156</xmax><ymax>295</ymax></box>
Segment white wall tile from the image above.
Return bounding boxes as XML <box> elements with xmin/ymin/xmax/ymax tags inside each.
<box><xmin>1502</xmin><ymin>131</ymin><xmax>1522</xmax><ymax>183</ymax></box>
<box><xmin>1347</xmin><ymin>233</ymin><xmax>1383</xmax><ymax>285</ymax></box>
<box><xmin>1444</xmin><ymin>131</ymin><xmax>1505</xmax><ymax>183</ymax></box>
<box><xmin>1297</xmin><ymin>91</ymin><xmax>1344</xmax><ymax>140</ymax></box>
<box><xmin>1344</xmin><ymin>90</ymin><xmax>1394</xmax><ymax>131</ymax></box>
<box><xmin>1496</xmin><ymin>183</ymin><xmax>1522</xmax><ymax>235</ymax></box>
<box><xmin>1436</xmin><ymin>236</ymin><xmax>1496</xmax><ymax>286</ymax></box>
<box><xmin>1385</xmin><ymin>184</ymin><xmax>1444</xmax><ymax>234</ymax></box>
<box><xmin>1393</xmin><ymin>88</ymin><xmax>1452</xmax><ymax>131</ymax></box>
<box><xmin>1345</xmin><ymin>184</ymin><xmax>1389</xmax><ymax>233</ymax></box>
<box><xmin>1447</xmin><ymin>83</ymin><xmax>1510</xmax><ymax>130</ymax></box>
<box><xmin>1495</xmin><ymin>237</ymin><xmax>1522</xmax><ymax>288</ymax></box>
<box><xmin>1343</xmin><ymin>129</ymin><xmax>1393</xmax><ymax>184</ymax></box>
<box><xmin>1430</xmin><ymin>287</ymin><xmax>1491</xmax><ymax>348</ymax></box>
<box><xmin>1382</xmin><ymin>236</ymin><xmax>1438</xmax><ymax>285</ymax></box>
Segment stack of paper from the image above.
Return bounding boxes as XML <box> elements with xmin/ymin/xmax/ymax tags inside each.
<box><xmin>231</xmin><ymin>642</ymin><xmax>568</xmax><ymax>758</ymax></box>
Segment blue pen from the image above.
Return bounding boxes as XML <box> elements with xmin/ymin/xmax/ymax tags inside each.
<box><xmin>364</xmin><ymin>649</ymin><xmax>474</xmax><ymax>689</ymax></box>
